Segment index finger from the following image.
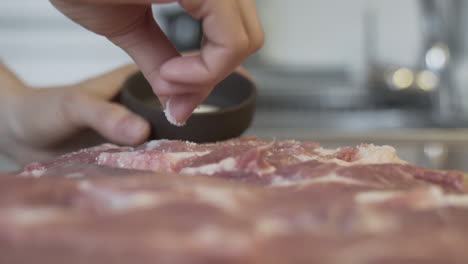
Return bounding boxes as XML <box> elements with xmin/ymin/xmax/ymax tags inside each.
<box><xmin>159</xmin><ymin>0</ymin><xmax>252</xmax><ymax>85</ymax></box>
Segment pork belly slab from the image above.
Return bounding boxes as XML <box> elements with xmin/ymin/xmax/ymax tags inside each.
<box><xmin>1</xmin><ymin>137</ymin><xmax>466</xmax><ymax>264</ymax></box>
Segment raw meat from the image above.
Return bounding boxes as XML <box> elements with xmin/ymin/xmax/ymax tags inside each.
<box><xmin>2</xmin><ymin>137</ymin><xmax>468</xmax><ymax>264</ymax></box>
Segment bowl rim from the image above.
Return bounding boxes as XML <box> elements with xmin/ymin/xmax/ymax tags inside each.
<box><xmin>121</xmin><ymin>71</ymin><xmax>257</xmax><ymax>117</ymax></box>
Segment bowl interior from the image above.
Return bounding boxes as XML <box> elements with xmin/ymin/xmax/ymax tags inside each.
<box><xmin>128</xmin><ymin>74</ymin><xmax>254</xmax><ymax>112</ymax></box>
<box><xmin>120</xmin><ymin>72</ymin><xmax>257</xmax><ymax>143</ymax></box>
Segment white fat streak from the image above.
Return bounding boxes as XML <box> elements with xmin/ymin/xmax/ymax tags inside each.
<box><xmin>355</xmin><ymin>191</ymin><xmax>403</xmax><ymax>204</ymax></box>
<box><xmin>295</xmin><ymin>154</ymin><xmax>315</xmax><ymax>162</ymax></box>
<box><xmin>5</xmin><ymin>207</ymin><xmax>63</xmax><ymax>225</ymax></box>
<box><xmin>194</xmin><ymin>225</ymin><xmax>224</xmax><ymax>245</ymax></box>
<box><xmin>314</xmin><ymin>173</ymin><xmax>365</xmax><ymax>184</ymax></box>
<box><xmin>83</xmin><ymin>143</ymin><xmax>120</xmax><ymax>153</ymax></box>
<box><xmin>180</xmin><ymin>153</ymin><xmax>275</xmax><ymax>176</ymax></box>
<box><xmin>79</xmin><ymin>182</ymin><xmax>160</xmax><ymax>212</ymax></box>
<box><xmin>192</xmin><ymin>225</ymin><xmax>251</xmax><ymax>253</ymax></box>
<box><xmin>255</xmin><ymin>217</ymin><xmax>290</xmax><ymax>237</ymax></box>
<box><xmin>122</xmin><ymin>192</ymin><xmax>160</xmax><ymax>209</ymax></box>
<box><xmin>295</xmin><ymin>145</ymin><xmax>405</xmax><ymax>166</ymax></box>
<box><xmin>260</xmin><ymin>166</ymin><xmax>276</xmax><ymax>174</ymax></box>
<box><xmin>271</xmin><ymin>176</ymin><xmax>301</xmax><ymax>187</ymax></box>
<box><xmin>271</xmin><ymin>172</ymin><xmax>366</xmax><ymax>187</ymax></box>
<box><xmin>104</xmin><ymin>192</ymin><xmax>160</xmax><ymax>212</ymax></box>
<box><xmin>193</xmin><ymin>186</ymin><xmax>239</xmax><ymax>211</ymax></box>
<box><xmin>359</xmin><ymin>209</ymin><xmax>400</xmax><ymax>233</ymax></box>
<box><xmin>180</xmin><ymin>157</ymin><xmax>237</xmax><ymax>175</ymax></box>
<box><xmin>295</xmin><ymin>154</ymin><xmax>351</xmax><ymax>166</ymax></box>
<box><xmin>65</xmin><ymin>172</ymin><xmax>85</xmax><ymax>178</ymax></box>
<box><xmin>356</xmin><ymin>187</ymin><xmax>468</xmax><ymax>209</ymax></box>
<box><xmin>443</xmin><ymin>194</ymin><xmax>468</xmax><ymax>207</ymax></box>
<box><xmin>355</xmin><ymin>188</ymin><xmax>445</xmax><ymax>210</ymax></box>
<box><xmin>295</xmin><ymin>147</ymin><xmax>341</xmax><ymax>163</ymax></box>
<box><xmin>314</xmin><ymin>147</ymin><xmax>339</xmax><ymax>156</ymax></box>
<box><xmin>95</xmin><ymin>143</ymin><xmax>120</xmax><ymax>150</ymax></box>
<box><xmin>166</xmin><ymin>151</ymin><xmax>210</xmax><ymax>160</ymax></box>
<box><xmin>149</xmin><ymin>228</ymin><xmax>250</xmax><ymax>253</ymax></box>
<box><xmin>97</xmin><ymin>148</ymin><xmax>210</xmax><ymax>167</ymax></box>
<box><xmin>30</xmin><ymin>169</ymin><xmax>45</xmax><ymax>177</ymax></box>
<box><xmin>428</xmin><ymin>188</ymin><xmax>468</xmax><ymax>208</ymax></box>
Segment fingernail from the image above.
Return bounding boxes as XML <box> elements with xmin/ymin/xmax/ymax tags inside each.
<box><xmin>123</xmin><ymin>116</ymin><xmax>149</xmax><ymax>142</ymax></box>
<box><xmin>159</xmin><ymin>96</ymin><xmax>169</xmax><ymax>109</ymax></box>
<box><xmin>164</xmin><ymin>97</ymin><xmax>186</xmax><ymax>127</ymax></box>
<box><xmin>164</xmin><ymin>94</ymin><xmax>204</xmax><ymax>127</ymax></box>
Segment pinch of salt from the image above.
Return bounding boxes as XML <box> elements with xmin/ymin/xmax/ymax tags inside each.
<box><xmin>164</xmin><ymin>98</ymin><xmax>185</xmax><ymax>127</ymax></box>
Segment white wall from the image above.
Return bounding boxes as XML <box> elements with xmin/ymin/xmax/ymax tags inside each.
<box><xmin>0</xmin><ymin>0</ymin><xmax>432</xmax><ymax>87</ymax></box>
<box><xmin>256</xmin><ymin>0</ymin><xmax>424</xmax><ymax>82</ymax></box>
<box><xmin>0</xmin><ymin>0</ymin><xmax>466</xmax><ymax>171</ymax></box>
<box><xmin>0</xmin><ymin>0</ymin><xmax>133</xmax><ymax>87</ymax></box>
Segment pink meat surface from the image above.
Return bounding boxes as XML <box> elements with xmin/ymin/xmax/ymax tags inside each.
<box><xmin>20</xmin><ymin>138</ymin><xmax>461</xmax><ymax>189</ymax></box>
<box><xmin>8</xmin><ymin>137</ymin><xmax>468</xmax><ymax>264</ymax></box>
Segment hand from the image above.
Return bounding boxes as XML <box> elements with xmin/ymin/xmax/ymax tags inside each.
<box><xmin>0</xmin><ymin>63</ymin><xmax>150</xmax><ymax>165</ymax></box>
<box><xmin>50</xmin><ymin>0</ymin><xmax>264</xmax><ymax>125</ymax></box>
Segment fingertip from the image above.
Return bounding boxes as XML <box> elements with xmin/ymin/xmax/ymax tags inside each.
<box><xmin>119</xmin><ymin>115</ymin><xmax>151</xmax><ymax>145</ymax></box>
<box><xmin>164</xmin><ymin>97</ymin><xmax>184</xmax><ymax>127</ymax></box>
<box><xmin>165</xmin><ymin>94</ymin><xmax>205</xmax><ymax>126</ymax></box>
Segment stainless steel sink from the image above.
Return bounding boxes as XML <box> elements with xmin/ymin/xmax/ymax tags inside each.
<box><xmin>246</xmin><ymin>109</ymin><xmax>468</xmax><ymax>172</ymax></box>
<box><xmin>244</xmin><ymin>62</ymin><xmax>468</xmax><ymax>172</ymax></box>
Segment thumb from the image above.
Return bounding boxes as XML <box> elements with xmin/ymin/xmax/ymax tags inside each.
<box><xmin>76</xmin><ymin>64</ymin><xmax>139</xmax><ymax>99</ymax></box>
<box><xmin>65</xmin><ymin>93</ymin><xmax>150</xmax><ymax>146</ymax></box>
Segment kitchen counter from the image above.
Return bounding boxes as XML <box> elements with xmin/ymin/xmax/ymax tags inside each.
<box><xmin>247</xmin><ymin>127</ymin><xmax>468</xmax><ymax>144</ymax></box>
<box><xmin>0</xmin><ymin>155</ymin><xmax>19</xmax><ymax>172</ymax></box>
<box><xmin>3</xmin><ymin>107</ymin><xmax>468</xmax><ymax>172</ymax></box>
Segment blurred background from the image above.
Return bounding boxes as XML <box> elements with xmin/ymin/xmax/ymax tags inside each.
<box><xmin>2</xmin><ymin>0</ymin><xmax>468</xmax><ymax>171</ymax></box>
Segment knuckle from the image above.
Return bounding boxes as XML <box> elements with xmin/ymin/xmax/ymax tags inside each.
<box><xmin>62</xmin><ymin>91</ymin><xmax>86</xmax><ymax>124</ymax></box>
<box><xmin>96</xmin><ymin>103</ymin><xmax>129</xmax><ymax>133</ymax></box>
<box><xmin>179</xmin><ymin>0</ymin><xmax>205</xmax><ymax>19</ymax></box>
<box><xmin>101</xmin><ymin>103</ymin><xmax>125</xmax><ymax>123</ymax></box>
<box><xmin>203</xmin><ymin>75</ymin><xmax>219</xmax><ymax>86</ymax></box>
<box><xmin>63</xmin><ymin>90</ymin><xmax>85</xmax><ymax>106</ymax></box>
<box><xmin>250</xmin><ymin>32</ymin><xmax>265</xmax><ymax>52</ymax></box>
<box><xmin>230</xmin><ymin>33</ymin><xmax>250</xmax><ymax>55</ymax></box>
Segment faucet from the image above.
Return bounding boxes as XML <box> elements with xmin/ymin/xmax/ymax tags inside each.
<box><xmin>419</xmin><ymin>0</ymin><xmax>463</xmax><ymax>123</ymax></box>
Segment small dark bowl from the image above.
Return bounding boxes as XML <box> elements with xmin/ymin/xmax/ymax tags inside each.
<box><xmin>120</xmin><ymin>71</ymin><xmax>257</xmax><ymax>143</ymax></box>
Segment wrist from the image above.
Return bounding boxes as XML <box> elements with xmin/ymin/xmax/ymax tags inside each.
<box><xmin>0</xmin><ymin>65</ymin><xmax>30</xmax><ymax>160</ymax></box>
<box><xmin>0</xmin><ymin>92</ymin><xmax>19</xmax><ymax>154</ymax></box>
